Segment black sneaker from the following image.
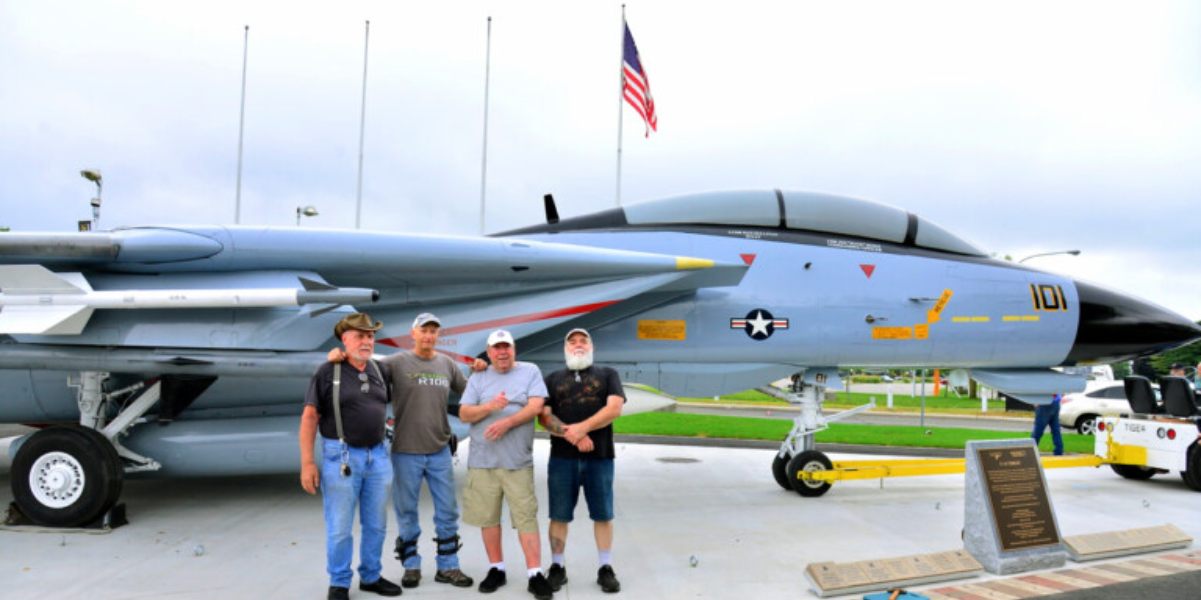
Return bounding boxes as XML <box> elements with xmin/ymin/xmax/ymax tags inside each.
<box><xmin>546</xmin><ymin>563</ymin><xmax>567</xmax><ymax>591</ymax></box>
<box><xmin>527</xmin><ymin>572</ymin><xmax>554</xmax><ymax>600</ymax></box>
<box><xmin>435</xmin><ymin>568</ymin><xmax>474</xmax><ymax>587</ymax></box>
<box><xmin>401</xmin><ymin>569</ymin><xmax>421</xmax><ymax>588</ymax></box>
<box><xmin>478</xmin><ymin>568</ymin><xmax>507</xmax><ymax>593</ymax></box>
<box><xmin>360</xmin><ymin>576</ymin><xmax>403</xmax><ymax>596</ymax></box>
<box><xmin>597</xmin><ymin>565</ymin><xmax>620</xmax><ymax>593</ymax></box>
<box><xmin>328</xmin><ymin>587</ymin><xmax>350</xmax><ymax>600</ymax></box>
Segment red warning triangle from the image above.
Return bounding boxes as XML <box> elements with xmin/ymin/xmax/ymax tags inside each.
<box><xmin>860</xmin><ymin>264</ymin><xmax>876</xmax><ymax>279</ymax></box>
<box><xmin>740</xmin><ymin>253</ymin><xmax>757</xmax><ymax>265</ymax></box>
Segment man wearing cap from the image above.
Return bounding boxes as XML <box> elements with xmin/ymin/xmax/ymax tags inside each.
<box><xmin>458</xmin><ymin>329</ymin><xmax>555</xmax><ymax>599</ymax></box>
<box><xmin>327</xmin><ymin>312</ymin><xmax>484</xmax><ymax>589</ymax></box>
<box><xmin>300</xmin><ymin>313</ymin><xmax>402</xmax><ymax>600</ymax></box>
<box><xmin>538</xmin><ymin>328</ymin><xmax>625</xmax><ymax>594</ymax></box>
<box><xmin>1170</xmin><ymin>363</ymin><xmax>1187</xmax><ymax>377</ymax></box>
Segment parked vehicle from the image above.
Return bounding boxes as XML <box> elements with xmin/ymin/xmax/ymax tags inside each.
<box><xmin>1060</xmin><ymin>381</ymin><xmax>1159</xmax><ymax>434</ymax></box>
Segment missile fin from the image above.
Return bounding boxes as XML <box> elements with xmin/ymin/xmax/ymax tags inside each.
<box><xmin>0</xmin><ymin>265</ymin><xmax>89</xmax><ymax>294</ymax></box>
<box><xmin>0</xmin><ymin>305</ymin><xmax>93</xmax><ymax>335</ymax></box>
<box><xmin>298</xmin><ymin>277</ymin><xmax>336</xmax><ymax>292</ymax></box>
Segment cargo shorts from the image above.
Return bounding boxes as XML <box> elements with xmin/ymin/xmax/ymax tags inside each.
<box><xmin>461</xmin><ymin>467</ymin><xmax>539</xmax><ymax>533</ymax></box>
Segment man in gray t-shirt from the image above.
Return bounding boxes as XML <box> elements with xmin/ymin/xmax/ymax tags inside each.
<box><xmin>458</xmin><ymin>329</ymin><xmax>555</xmax><ymax>598</ymax></box>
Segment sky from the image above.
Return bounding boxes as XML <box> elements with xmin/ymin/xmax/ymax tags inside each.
<box><xmin>2</xmin><ymin>1</ymin><xmax>1199</xmax><ymax>320</ymax></box>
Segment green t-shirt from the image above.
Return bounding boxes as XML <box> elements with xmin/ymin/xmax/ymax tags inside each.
<box><xmin>383</xmin><ymin>351</ymin><xmax>468</xmax><ymax>454</ymax></box>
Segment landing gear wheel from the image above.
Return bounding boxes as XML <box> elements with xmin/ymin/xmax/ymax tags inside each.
<box><xmin>771</xmin><ymin>452</ymin><xmax>793</xmax><ymax>490</ymax></box>
<box><xmin>786</xmin><ymin>450</ymin><xmax>833</xmax><ymax>497</ymax></box>
<box><xmin>1110</xmin><ymin>463</ymin><xmax>1157</xmax><ymax>481</ymax></box>
<box><xmin>1075</xmin><ymin>414</ymin><xmax>1098</xmax><ymax>435</ymax></box>
<box><xmin>11</xmin><ymin>426</ymin><xmax>124</xmax><ymax>527</ymax></box>
<box><xmin>1180</xmin><ymin>443</ymin><xmax>1201</xmax><ymax>492</ymax></box>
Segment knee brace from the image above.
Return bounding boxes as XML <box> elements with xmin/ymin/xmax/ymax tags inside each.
<box><xmin>433</xmin><ymin>534</ymin><xmax>462</xmax><ymax>556</ymax></box>
<box><xmin>394</xmin><ymin>536</ymin><xmax>419</xmax><ymax>562</ymax></box>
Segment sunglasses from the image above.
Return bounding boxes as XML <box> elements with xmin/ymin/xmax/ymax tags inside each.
<box><xmin>359</xmin><ymin>372</ymin><xmax>370</xmax><ymax>394</ymax></box>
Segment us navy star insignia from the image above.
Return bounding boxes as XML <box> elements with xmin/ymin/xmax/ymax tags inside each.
<box><xmin>730</xmin><ymin>309</ymin><xmax>789</xmax><ymax>340</ymax></box>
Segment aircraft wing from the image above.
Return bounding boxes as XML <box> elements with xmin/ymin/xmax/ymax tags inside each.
<box><xmin>0</xmin><ymin>226</ymin><xmax>748</xmax><ymax>356</ymax></box>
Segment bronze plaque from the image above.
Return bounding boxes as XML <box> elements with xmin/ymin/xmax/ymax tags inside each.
<box><xmin>976</xmin><ymin>446</ymin><xmax>1060</xmax><ymax>551</ymax></box>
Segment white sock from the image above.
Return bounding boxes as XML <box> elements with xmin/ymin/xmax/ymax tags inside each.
<box><xmin>527</xmin><ymin>567</ymin><xmax>543</xmax><ymax>578</ymax></box>
<box><xmin>552</xmin><ymin>553</ymin><xmax>566</xmax><ymax>566</ymax></box>
<box><xmin>598</xmin><ymin>549</ymin><xmax>612</xmax><ymax>566</ymax></box>
<box><xmin>491</xmin><ymin>562</ymin><xmax>505</xmax><ymax>571</ymax></box>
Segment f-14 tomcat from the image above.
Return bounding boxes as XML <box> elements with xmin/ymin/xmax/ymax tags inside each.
<box><xmin>2</xmin><ymin>189</ymin><xmax>1198</xmax><ymax>525</ymax></box>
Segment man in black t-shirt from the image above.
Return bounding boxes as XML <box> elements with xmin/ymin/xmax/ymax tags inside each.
<box><xmin>538</xmin><ymin>328</ymin><xmax>625</xmax><ymax>594</ymax></box>
<box><xmin>300</xmin><ymin>313</ymin><xmax>402</xmax><ymax>600</ymax></box>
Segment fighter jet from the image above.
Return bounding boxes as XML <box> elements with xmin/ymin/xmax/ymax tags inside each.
<box><xmin>1</xmin><ymin>189</ymin><xmax>1198</xmax><ymax>525</ymax></box>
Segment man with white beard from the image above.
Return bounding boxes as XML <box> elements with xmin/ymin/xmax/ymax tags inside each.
<box><xmin>538</xmin><ymin>328</ymin><xmax>625</xmax><ymax>594</ymax></box>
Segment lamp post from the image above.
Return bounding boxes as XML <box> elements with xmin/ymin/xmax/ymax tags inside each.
<box><xmin>80</xmin><ymin>170</ymin><xmax>103</xmax><ymax>230</ymax></box>
<box><xmin>296</xmin><ymin>205</ymin><xmax>318</xmax><ymax>226</ymax></box>
<box><xmin>1019</xmin><ymin>249</ymin><xmax>1080</xmax><ymax>264</ymax></box>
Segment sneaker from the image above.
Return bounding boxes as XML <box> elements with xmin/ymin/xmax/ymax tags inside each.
<box><xmin>402</xmin><ymin>569</ymin><xmax>421</xmax><ymax>588</ymax></box>
<box><xmin>527</xmin><ymin>572</ymin><xmax>554</xmax><ymax>600</ymax></box>
<box><xmin>359</xmin><ymin>576</ymin><xmax>403</xmax><ymax>597</ymax></box>
<box><xmin>597</xmin><ymin>565</ymin><xmax>620</xmax><ymax>593</ymax></box>
<box><xmin>478</xmin><ymin>568</ymin><xmax>507</xmax><ymax>593</ymax></box>
<box><xmin>435</xmin><ymin>568</ymin><xmax>474</xmax><ymax>587</ymax></box>
<box><xmin>328</xmin><ymin>587</ymin><xmax>350</xmax><ymax>600</ymax></box>
<box><xmin>546</xmin><ymin>563</ymin><xmax>567</xmax><ymax>591</ymax></box>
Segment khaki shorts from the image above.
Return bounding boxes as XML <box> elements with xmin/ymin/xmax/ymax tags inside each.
<box><xmin>462</xmin><ymin>467</ymin><xmax>539</xmax><ymax>533</ymax></box>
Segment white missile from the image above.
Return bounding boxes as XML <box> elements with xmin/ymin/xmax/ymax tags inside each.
<box><xmin>0</xmin><ymin>265</ymin><xmax>378</xmax><ymax>335</ymax></box>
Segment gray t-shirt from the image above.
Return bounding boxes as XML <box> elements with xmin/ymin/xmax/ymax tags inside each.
<box><xmin>383</xmin><ymin>351</ymin><xmax>468</xmax><ymax>454</ymax></box>
<box><xmin>460</xmin><ymin>361</ymin><xmax>547</xmax><ymax>469</ymax></box>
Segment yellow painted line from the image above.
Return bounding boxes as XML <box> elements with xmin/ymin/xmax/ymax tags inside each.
<box><xmin>1023</xmin><ymin>315</ymin><xmax>1040</xmax><ymax>322</ymax></box>
<box><xmin>674</xmin><ymin>256</ymin><xmax>714</xmax><ymax>270</ymax></box>
<box><xmin>1003</xmin><ymin>315</ymin><xmax>1041</xmax><ymax>322</ymax></box>
<box><xmin>952</xmin><ymin>316</ymin><xmax>991</xmax><ymax>323</ymax></box>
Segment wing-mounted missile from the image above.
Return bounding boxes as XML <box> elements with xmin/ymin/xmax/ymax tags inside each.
<box><xmin>0</xmin><ymin>265</ymin><xmax>378</xmax><ymax>335</ymax></box>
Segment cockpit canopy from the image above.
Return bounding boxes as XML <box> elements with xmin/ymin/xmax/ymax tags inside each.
<box><xmin>623</xmin><ymin>190</ymin><xmax>986</xmax><ymax>256</ymax></box>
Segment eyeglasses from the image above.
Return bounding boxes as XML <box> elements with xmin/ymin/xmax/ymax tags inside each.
<box><xmin>359</xmin><ymin>372</ymin><xmax>370</xmax><ymax>394</ymax></box>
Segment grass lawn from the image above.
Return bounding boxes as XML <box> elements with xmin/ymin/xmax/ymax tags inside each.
<box><xmin>677</xmin><ymin>389</ymin><xmax>1008</xmax><ymax>415</ymax></box>
<box><xmin>613</xmin><ymin>412</ymin><xmax>1093</xmax><ymax>454</ymax></box>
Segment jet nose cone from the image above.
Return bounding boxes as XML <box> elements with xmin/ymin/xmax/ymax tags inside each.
<box><xmin>1066</xmin><ymin>280</ymin><xmax>1201</xmax><ymax>364</ymax></box>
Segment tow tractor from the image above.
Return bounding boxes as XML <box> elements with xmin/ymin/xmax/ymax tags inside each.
<box><xmin>1093</xmin><ymin>375</ymin><xmax>1201</xmax><ymax>491</ymax></box>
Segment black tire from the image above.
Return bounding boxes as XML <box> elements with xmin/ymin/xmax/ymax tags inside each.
<box><xmin>771</xmin><ymin>452</ymin><xmax>793</xmax><ymax>490</ymax></box>
<box><xmin>1075</xmin><ymin>414</ymin><xmax>1099</xmax><ymax>435</ymax></box>
<box><xmin>1110</xmin><ymin>463</ymin><xmax>1157</xmax><ymax>481</ymax></box>
<box><xmin>1181</xmin><ymin>443</ymin><xmax>1201</xmax><ymax>492</ymax></box>
<box><xmin>786</xmin><ymin>450</ymin><xmax>833</xmax><ymax>497</ymax></box>
<box><xmin>11</xmin><ymin>426</ymin><xmax>124</xmax><ymax>527</ymax></box>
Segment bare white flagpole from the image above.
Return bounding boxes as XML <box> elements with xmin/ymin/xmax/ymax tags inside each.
<box><xmin>615</xmin><ymin>5</ymin><xmax>626</xmax><ymax>207</ymax></box>
<box><xmin>479</xmin><ymin>16</ymin><xmax>493</xmax><ymax>235</ymax></box>
<box><xmin>235</xmin><ymin>25</ymin><xmax>249</xmax><ymax>224</ymax></box>
<box><xmin>355</xmin><ymin>20</ymin><xmax>371</xmax><ymax>229</ymax></box>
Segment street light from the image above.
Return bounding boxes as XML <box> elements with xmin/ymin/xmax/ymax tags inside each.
<box><xmin>1019</xmin><ymin>249</ymin><xmax>1080</xmax><ymax>264</ymax></box>
<box><xmin>296</xmin><ymin>205</ymin><xmax>318</xmax><ymax>226</ymax></box>
<box><xmin>80</xmin><ymin>169</ymin><xmax>102</xmax><ymax>230</ymax></box>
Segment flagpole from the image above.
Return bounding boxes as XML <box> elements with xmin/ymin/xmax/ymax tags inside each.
<box><xmin>355</xmin><ymin>20</ymin><xmax>370</xmax><ymax>230</ymax></box>
<box><xmin>479</xmin><ymin>16</ymin><xmax>492</xmax><ymax>235</ymax></box>
<box><xmin>615</xmin><ymin>5</ymin><xmax>626</xmax><ymax>207</ymax></box>
<box><xmin>235</xmin><ymin>25</ymin><xmax>249</xmax><ymax>224</ymax></box>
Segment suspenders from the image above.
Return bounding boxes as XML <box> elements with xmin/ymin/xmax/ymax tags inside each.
<box><xmin>330</xmin><ymin>360</ymin><xmax>386</xmax><ymax>477</ymax></box>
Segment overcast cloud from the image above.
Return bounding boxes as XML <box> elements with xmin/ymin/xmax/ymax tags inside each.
<box><xmin>1</xmin><ymin>1</ymin><xmax>1198</xmax><ymax>319</ymax></box>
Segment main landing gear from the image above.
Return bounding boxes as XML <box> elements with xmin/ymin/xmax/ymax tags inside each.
<box><xmin>9</xmin><ymin>372</ymin><xmax>164</xmax><ymax>527</ymax></box>
<box><xmin>769</xmin><ymin>372</ymin><xmax>873</xmax><ymax>497</ymax></box>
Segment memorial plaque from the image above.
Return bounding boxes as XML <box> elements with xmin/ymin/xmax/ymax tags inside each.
<box><xmin>976</xmin><ymin>445</ymin><xmax>1059</xmax><ymax>551</ymax></box>
<box><xmin>804</xmin><ymin>550</ymin><xmax>982</xmax><ymax>597</ymax></box>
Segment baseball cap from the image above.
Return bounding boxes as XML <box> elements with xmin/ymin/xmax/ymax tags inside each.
<box><xmin>487</xmin><ymin>329</ymin><xmax>515</xmax><ymax>347</ymax></box>
<box><xmin>412</xmin><ymin>312</ymin><xmax>441</xmax><ymax>328</ymax></box>
<box><xmin>564</xmin><ymin>328</ymin><xmax>591</xmax><ymax>342</ymax></box>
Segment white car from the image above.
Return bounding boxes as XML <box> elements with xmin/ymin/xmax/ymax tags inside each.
<box><xmin>1059</xmin><ymin>381</ymin><xmax>1159</xmax><ymax>435</ymax></box>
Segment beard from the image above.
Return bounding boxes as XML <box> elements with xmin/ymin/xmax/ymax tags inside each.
<box><xmin>565</xmin><ymin>348</ymin><xmax>593</xmax><ymax>371</ymax></box>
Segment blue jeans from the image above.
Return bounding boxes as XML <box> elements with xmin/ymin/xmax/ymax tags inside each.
<box><xmin>392</xmin><ymin>447</ymin><xmax>461</xmax><ymax>570</ymax></box>
<box><xmin>321</xmin><ymin>438</ymin><xmax>393</xmax><ymax>588</ymax></box>
<box><xmin>547</xmin><ymin>456</ymin><xmax>615</xmax><ymax>523</ymax></box>
<box><xmin>1031</xmin><ymin>400</ymin><xmax>1064</xmax><ymax>456</ymax></box>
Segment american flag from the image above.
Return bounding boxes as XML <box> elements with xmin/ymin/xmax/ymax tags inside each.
<box><xmin>622</xmin><ymin>23</ymin><xmax>657</xmax><ymax>137</ymax></box>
